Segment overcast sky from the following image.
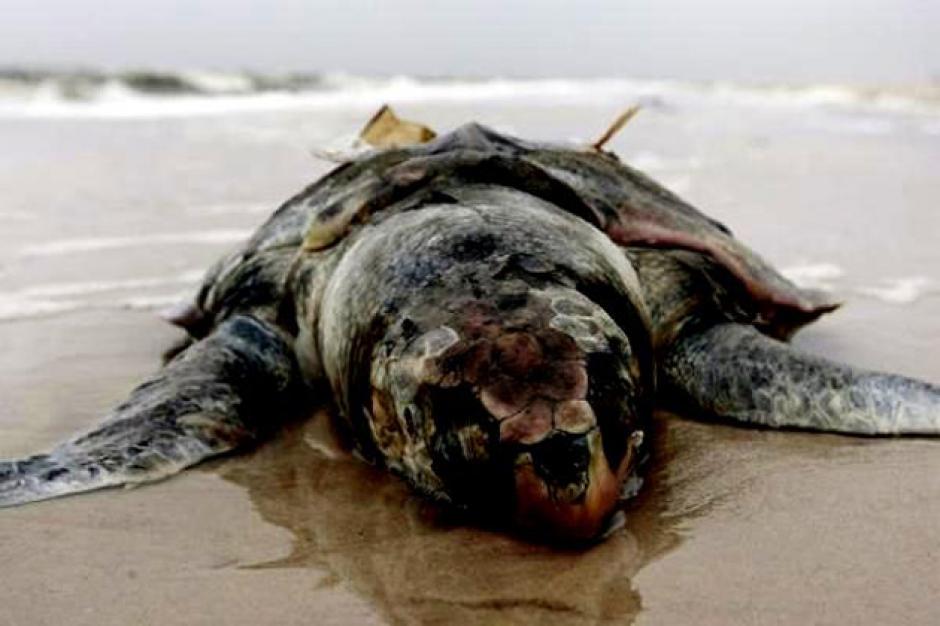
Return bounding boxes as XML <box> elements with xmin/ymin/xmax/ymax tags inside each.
<box><xmin>2</xmin><ymin>0</ymin><xmax>938</xmax><ymax>83</ymax></box>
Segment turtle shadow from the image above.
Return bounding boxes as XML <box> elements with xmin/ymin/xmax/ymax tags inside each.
<box><xmin>216</xmin><ymin>410</ymin><xmax>699</xmax><ymax>626</ymax></box>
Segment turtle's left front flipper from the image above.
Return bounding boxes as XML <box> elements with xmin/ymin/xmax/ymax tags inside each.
<box><xmin>0</xmin><ymin>315</ymin><xmax>304</xmax><ymax>507</ymax></box>
<box><xmin>660</xmin><ymin>323</ymin><xmax>940</xmax><ymax>436</ymax></box>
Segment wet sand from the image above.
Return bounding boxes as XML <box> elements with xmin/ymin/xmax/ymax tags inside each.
<box><xmin>0</xmin><ymin>101</ymin><xmax>938</xmax><ymax>625</ymax></box>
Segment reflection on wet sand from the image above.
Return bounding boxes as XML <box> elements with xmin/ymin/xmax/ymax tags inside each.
<box><xmin>217</xmin><ymin>403</ymin><xmax>894</xmax><ymax>625</ymax></box>
<box><xmin>220</xmin><ymin>411</ymin><xmax>685</xmax><ymax>626</ymax></box>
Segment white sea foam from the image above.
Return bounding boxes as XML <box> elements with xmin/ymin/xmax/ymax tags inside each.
<box><xmin>855</xmin><ymin>276</ymin><xmax>935</xmax><ymax>304</ymax></box>
<box><xmin>120</xmin><ymin>291</ymin><xmax>195</xmax><ymax>311</ymax></box>
<box><xmin>19</xmin><ymin>229</ymin><xmax>251</xmax><ymax>257</ymax></box>
<box><xmin>179</xmin><ymin>70</ymin><xmax>255</xmax><ymax>95</ymax></box>
<box><xmin>626</xmin><ymin>151</ymin><xmax>704</xmax><ymax>172</ymax></box>
<box><xmin>781</xmin><ymin>265</ymin><xmax>936</xmax><ymax>304</ymax></box>
<box><xmin>0</xmin><ymin>297</ymin><xmax>83</xmax><ymax>321</ymax></box>
<box><xmin>20</xmin><ymin>272</ymin><xmax>204</xmax><ymax>298</ymax></box>
<box><xmin>781</xmin><ymin>263</ymin><xmax>845</xmax><ymax>292</ymax></box>
<box><xmin>0</xmin><ymin>272</ymin><xmax>202</xmax><ymax>322</ymax></box>
<box><xmin>1</xmin><ymin>72</ymin><xmax>938</xmax><ymax>120</ymax></box>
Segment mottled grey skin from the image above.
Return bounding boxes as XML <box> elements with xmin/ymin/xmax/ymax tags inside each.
<box><xmin>1</xmin><ymin>122</ymin><xmax>938</xmax><ymax>540</ymax></box>
<box><xmin>629</xmin><ymin>249</ymin><xmax>940</xmax><ymax>435</ymax></box>
<box><xmin>663</xmin><ymin>324</ymin><xmax>940</xmax><ymax>435</ymax></box>
<box><xmin>0</xmin><ymin>316</ymin><xmax>300</xmax><ymax>506</ymax></box>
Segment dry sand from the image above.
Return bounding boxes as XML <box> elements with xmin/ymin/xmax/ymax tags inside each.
<box><xmin>0</xmin><ymin>101</ymin><xmax>938</xmax><ymax>625</ymax></box>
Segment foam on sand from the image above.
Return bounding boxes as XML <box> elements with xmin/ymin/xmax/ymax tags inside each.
<box><xmin>855</xmin><ymin>276</ymin><xmax>936</xmax><ymax>304</ymax></box>
<box><xmin>0</xmin><ymin>272</ymin><xmax>203</xmax><ymax>322</ymax></box>
<box><xmin>781</xmin><ymin>263</ymin><xmax>845</xmax><ymax>292</ymax></box>
<box><xmin>18</xmin><ymin>229</ymin><xmax>252</xmax><ymax>257</ymax></box>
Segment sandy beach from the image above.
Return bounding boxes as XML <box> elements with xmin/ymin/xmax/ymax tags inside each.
<box><xmin>1</xmin><ymin>82</ymin><xmax>938</xmax><ymax>625</ymax></box>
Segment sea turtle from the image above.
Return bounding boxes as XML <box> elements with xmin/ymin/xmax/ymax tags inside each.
<box><xmin>2</xmin><ymin>107</ymin><xmax>938</xmax><ymax>541</ymax></box>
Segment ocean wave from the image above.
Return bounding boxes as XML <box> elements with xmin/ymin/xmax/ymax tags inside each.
<box><xmin>0</xmin><ymin>68</ymin><xmax>326</xmax><ymax>98</ymax></box>
<box><xmin>1</xmin><ymin>67</ymin><xmax>938</xmax><ymax>120</ymax></box>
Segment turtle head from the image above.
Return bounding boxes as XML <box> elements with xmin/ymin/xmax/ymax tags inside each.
<box><xmin>369</xmin><ymin>283</ymin><xmax>649</xmax><ymax>541</ymax></box>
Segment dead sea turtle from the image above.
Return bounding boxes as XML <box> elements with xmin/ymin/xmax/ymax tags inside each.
<box><xmin>2</xmin><ymin>107</ymin><xmax>938</xmax><ymax>540</ymax></box>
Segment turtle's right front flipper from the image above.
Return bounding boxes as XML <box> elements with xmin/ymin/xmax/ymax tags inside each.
<box><xmin>661</xmin><ymin>323</ymin><xmax>940</xmax><ymax>436</ymax></box>
<box><xmin>0</xmin><ymin>315</ymin><xmax>304</xmax><ymax>507</ymax></box>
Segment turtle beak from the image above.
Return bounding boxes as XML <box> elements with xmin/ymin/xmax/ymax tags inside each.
<box><xmin>511</xmin><ymin>428</ymin><xmax>638</xmax><ymax>542</ymax></box>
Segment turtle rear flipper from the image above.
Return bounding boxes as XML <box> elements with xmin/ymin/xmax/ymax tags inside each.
<box><xmin>0</xmin><ymin>315</ymin><xmax>303</xmax><ymax>507</ymax></box>
<box><xmin>661</xmin><ymin>323</ymin><xmax>940</xmax><ymax>436</ymax></box>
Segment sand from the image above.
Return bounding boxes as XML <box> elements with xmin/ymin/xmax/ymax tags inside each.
<box><xmin>0</xmin><ymin>99</ymin><xmax>938</xmax><ymax>625</ymax></box>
